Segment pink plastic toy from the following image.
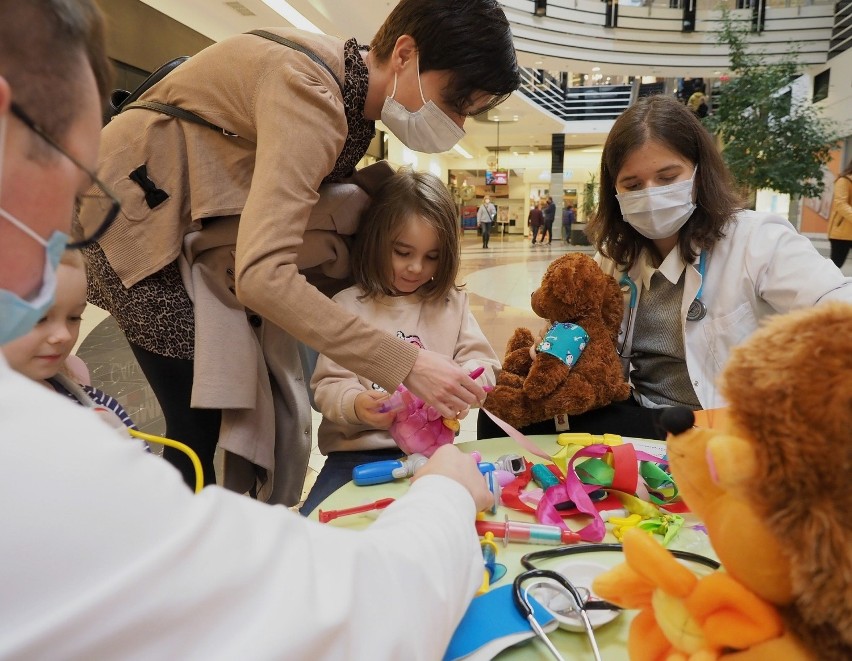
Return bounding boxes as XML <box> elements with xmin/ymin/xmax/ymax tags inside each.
<box><xmin>388</xmin><ymin>386</ymin><xmax>456</xmax><ymax>457</ymax></box>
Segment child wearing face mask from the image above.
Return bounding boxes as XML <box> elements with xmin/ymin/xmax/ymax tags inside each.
<box><xmin>1</xmin><ymin>250</ymin><xmax>138</xmax><ymax>433</ymax></box>
<box><xmin>300</xmin><ymin>169</ymin><xmax>500</xmax><ymax>515</ymax></box>
<box><xmin>478</xmin><ymin>95</ymin><xmax>852</xmax><ymax>442</ymax></box>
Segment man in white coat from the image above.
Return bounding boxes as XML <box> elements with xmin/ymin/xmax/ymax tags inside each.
<box><xmin>0</xmin><ymin>2</ymin><xmax>490</xmax><ymax>658</ymax></box>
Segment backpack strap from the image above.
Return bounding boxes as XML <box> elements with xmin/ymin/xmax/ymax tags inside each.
<box><xmin>122</xmin><ymin>100</ymin><xmax>233</xmax><ymax>134</ymax></box>
<box><xmin>119</xmin><ymin>31</ymin><xmax>342</xmax><ymax>135</ymax></box>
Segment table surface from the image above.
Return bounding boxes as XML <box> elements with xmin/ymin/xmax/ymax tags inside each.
<box><xmin>309</xmin><ymin>435</ymin><xmax>717</xmax><ymax>660</ymax></box>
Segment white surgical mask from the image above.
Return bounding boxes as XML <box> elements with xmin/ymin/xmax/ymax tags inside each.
<box><xmin>381</xmin><ymin>56</ymin><xmax>465</xmax><ymax>154</ymax></box>
<box><xmin>0</xmin><ymin>114</ymin><xmax>68</xmax><ymax>344</ymax></box>
<box><xmin>616</xmin><ymin>167</ymin><xmax>698</xmax><ymax>240</ymax></box>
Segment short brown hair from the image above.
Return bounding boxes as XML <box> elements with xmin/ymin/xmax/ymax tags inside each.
<box><xmin>587</xmin><ymin>95</ymin><xmax>742</xmax><ymax>269</ymax></box>
<box><xmin>352</xmin><ymin>168</ymin><xmax>461</xmax><ymax>302</ymax></box>
<box><xmin>370</xmin><ymin>0</ymin><xmax>519</xmax><ymax>116</ymax></box>
<box><xmin>0</xmin><ymin>0</ymin><xmax>112</xmax><ymax>147</ymax></box>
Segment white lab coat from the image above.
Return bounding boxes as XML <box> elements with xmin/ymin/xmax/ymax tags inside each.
<box><xmin>0</xmin><ymin>355</ymin><xmax>482</xmax><ymax>659</ymax></box>
<box><xmin>596</xmin><ymin>209</ymin><xmax>852</xmax><ymax>409</ymax></box>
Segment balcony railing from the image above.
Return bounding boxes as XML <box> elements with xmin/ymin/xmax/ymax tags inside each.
<box><xmin>519</xmin><ymin>68</ymin><xmax>634</xmax><ymax>121</ymax></box>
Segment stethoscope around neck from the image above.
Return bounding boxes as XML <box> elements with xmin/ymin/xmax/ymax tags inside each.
<box><xmin>617</xmin><ymin>250</ymin><xmax>707</xmax><ymax>358</ymax></box>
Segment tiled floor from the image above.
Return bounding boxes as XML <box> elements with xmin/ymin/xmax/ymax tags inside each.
<box><xmin>74</xmin><ymin>231</ymin><xmax>849</xmax><ymax>502</ymax></box>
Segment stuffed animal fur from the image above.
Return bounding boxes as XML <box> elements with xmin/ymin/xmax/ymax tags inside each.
<box><xmin>593</xmin><ymin>302</ymin><xmax>852</xmax><ymax>660</ymax></box>
<box><xmin>484</xmin><ymin>253</ymin><xmax>630</xmax><ymax>428</ymax></box>
<box><xmin>717</xmin><ymin>301</ymin><xmax>851</xmax><ymax>658</ymax></box>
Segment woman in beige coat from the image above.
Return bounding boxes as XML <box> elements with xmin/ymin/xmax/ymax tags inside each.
<box><xmin>829</xmin><ymin>159</ymin><xmax>852</xmax><ymax>268</ymax></box>
<box><xmin>79</xmin><ymin>0</ymin><xmax>519</xmax><ymax>496</ymax></box>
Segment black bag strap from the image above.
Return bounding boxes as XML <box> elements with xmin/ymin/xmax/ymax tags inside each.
<box><xmin>119</xmin><ymin>31</ymin><xmax>342</xmax><ymax>134</ymax></box>
<box><xmin>123</xmin><ymin>100</ymin><xmax>232</xmax><ymax>133</ymax></box>
<box><xmin>110</xmin><ymin>56</ymin><xmax>190</xmax><ymax>117</ymax></box>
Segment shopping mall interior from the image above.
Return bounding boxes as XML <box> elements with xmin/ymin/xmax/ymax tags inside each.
<box><xmin>78</xmin><ymin>0</ymin><xmax>852</xmax><ymax>503</ymax></box>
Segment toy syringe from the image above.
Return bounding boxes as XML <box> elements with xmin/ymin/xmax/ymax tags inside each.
<box><xmin>476</xmin><ymin>515</ymin><xmax>582</xmax><ymax>546</ymax></box>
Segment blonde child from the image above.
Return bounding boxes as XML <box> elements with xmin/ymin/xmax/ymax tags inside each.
<box><xmin>301</xmin><ymin>169</ymin><xmax>500</xmax><ymax>514</ymax></box>
<box><xmin>2</xmin><ymin>250</ymin><xmax>136</xmax><ymax>431</ymax></box>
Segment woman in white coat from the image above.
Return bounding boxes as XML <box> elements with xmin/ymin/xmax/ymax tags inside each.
<box><xmin>585</xmin><ymin>95</ymin><xmax>852</xmax><ymax>437</ymax></box>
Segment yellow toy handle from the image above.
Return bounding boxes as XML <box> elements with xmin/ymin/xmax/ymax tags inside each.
<box><xmin>128</xmin><ymin>428</ymin><xmax>204</xmax><ymax>494</ymax></box>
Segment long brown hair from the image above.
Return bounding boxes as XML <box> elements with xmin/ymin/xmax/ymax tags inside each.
<box><xmin>352</xmin><ymin>168</ymin><xmax>461</xmax><ymax>301</ymax></box>
<box><xmin>587</xmin><ymin>95</ymin><xmax>742</xmax><ymax>269</ymax></box>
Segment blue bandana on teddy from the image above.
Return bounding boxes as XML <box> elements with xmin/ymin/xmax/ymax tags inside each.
<box><xmin>536</xmin><ymin>322</ymin><xmax>589</xmax><ymax>366</ymax></box>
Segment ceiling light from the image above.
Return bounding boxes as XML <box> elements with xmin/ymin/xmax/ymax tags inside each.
<box><xmin>260</xmin><ymin>0</ymin><xmax>323</xmax><ymax>33</ymax></box>
<box><xmin>453</xmin><ymin>144</ymin><xmax>473</xmax><ymax>159</ymax></box>
<box><xmin>592</xmin><ymin>66</ymin><xmax>601</xmax><ymax>72</ymax></box>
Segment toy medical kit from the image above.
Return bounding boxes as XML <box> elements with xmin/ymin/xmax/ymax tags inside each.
<box><xmin>477</xmin><ymin>532</ymin><xmax>507</xmax><ymax>595</ymax></box>
<box><xmin>513</xmin><ymin>569</ymin><xmax>594</xmax><ymax>661</ymax></box>
<box><xmin>317</xmin><ymin>497</ymin><xmax>395</xmax><ymax>523</ymax></box>
<box><xmin>530</xmin><ymin>463</ymin><xmax>560</xmax><ymax>490</ymax></box>
<box><xmin>352</xmin><ymin>453</ymin><xmax>427</xmax><ymax>486</ymax></box>
<box><xmin>129</xmin><ymin>428</ymin><xmax>204</xmax><ymax>493</ymax></box>
<box><xmin>475</xmin><ymin>516</ymin><xmax>581</xmax><ymax>547</ymax></box>
<box><xmin>527</xmin><ymin>561</ymin><xmax>620</xmax><ymax>632</ymax></box>
<box><xmin>493</xmin><ymin>453</ymin><xmax>527</xmax><ymax>475</ymax></box>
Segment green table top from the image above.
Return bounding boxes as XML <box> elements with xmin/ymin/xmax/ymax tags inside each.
<box><xmin>310</xmin><ymin>435</ymin><xmax>716</xmax><ymax>660</ymax></box>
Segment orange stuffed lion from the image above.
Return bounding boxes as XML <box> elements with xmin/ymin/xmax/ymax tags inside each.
<box><xmin>592</xmin><ymin>302</ymin><xmax>852</xmax><ymax>660</ymax></box>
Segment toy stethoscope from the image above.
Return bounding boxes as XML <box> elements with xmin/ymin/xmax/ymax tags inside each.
<box><xmin>512</xmin><ymin>543</ymin><xmax>721</xmax><ymax>660</ymax></box>
<box><xmin>617</xmin><ymin>250</ymin><xmax>707</xmax><ymax>358</ymax></box>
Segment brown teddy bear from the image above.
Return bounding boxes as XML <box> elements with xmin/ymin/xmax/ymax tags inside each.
<box><xmin>593</xmin><ymin>302</ymin><xmax>852</xmax><ymax>659</ymax></box>
<box><xmin>484</xmin><ymin>253</ymin><xmax>630</xmax><ymax>429</ymax></box>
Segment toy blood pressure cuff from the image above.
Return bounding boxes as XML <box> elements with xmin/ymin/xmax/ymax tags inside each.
<box><xmin>536</xmin><ymin>322</ymin><xmax>589</xmax><ymax>367</ymax></box>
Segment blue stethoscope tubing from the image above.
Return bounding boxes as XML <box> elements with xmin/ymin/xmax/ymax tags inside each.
<box><xmin>617</xmin><ymin>250</ymin><xmax>707</xmax><ymax>357</ymax></box>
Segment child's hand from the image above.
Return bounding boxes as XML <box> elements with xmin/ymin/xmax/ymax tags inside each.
<box><xmin>354</xmin><ymin>391</ymin><xmax>396</xmax><ymax>429</ymax></box>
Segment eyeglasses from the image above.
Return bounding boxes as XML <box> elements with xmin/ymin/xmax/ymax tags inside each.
<box><xmin>9</xmin><ymin>101</ymin><xmax>120</xmax><ymax>249</ymax></box>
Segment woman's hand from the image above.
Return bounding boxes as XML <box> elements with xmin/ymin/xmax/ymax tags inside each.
<box><xmin>354</xmin><ymin>390</ymin><xmax>396</xmax><ymax>429</ymax></box>
<box><xmin>411</xmin><ymin>445</ymin><xmax>492</xmax><ymax>512</ymax></box>
<box><xmin>403</xmin><ymin>349</ymin><xmax>485</xmax><ymax>419</ymax></box>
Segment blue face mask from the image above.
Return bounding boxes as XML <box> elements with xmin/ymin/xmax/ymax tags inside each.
<box><xmin>0</xmin><ymin>206</ymin><xmax>68</xmax><ymax>344</ymax></box>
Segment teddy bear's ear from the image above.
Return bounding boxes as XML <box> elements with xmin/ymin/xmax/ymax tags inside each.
<box><xmin>705</xmin><ymin>435</ymin><xmax>759</xmax><ymax>491</ymax></box>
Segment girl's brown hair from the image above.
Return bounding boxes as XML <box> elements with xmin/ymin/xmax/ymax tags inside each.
<box><xmin>352</xmin><ymin>168</ymin><xmax>460</xmax><ymax>302</ymax></box>
<box><xmin>587</xmin><ymin>95</ymin><xmax>742</xmax><ymax>270</ymax></box>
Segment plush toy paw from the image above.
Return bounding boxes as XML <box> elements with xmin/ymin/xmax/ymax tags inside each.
<box><xmin>522</xmin><ymin>354</ymin><xmax>570</xmax><ymax>400</ymax></box>
<box><xmin>483</xmin><ymin>384</ymin><xmax>542</xmax><ymax>430</ymax></box>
